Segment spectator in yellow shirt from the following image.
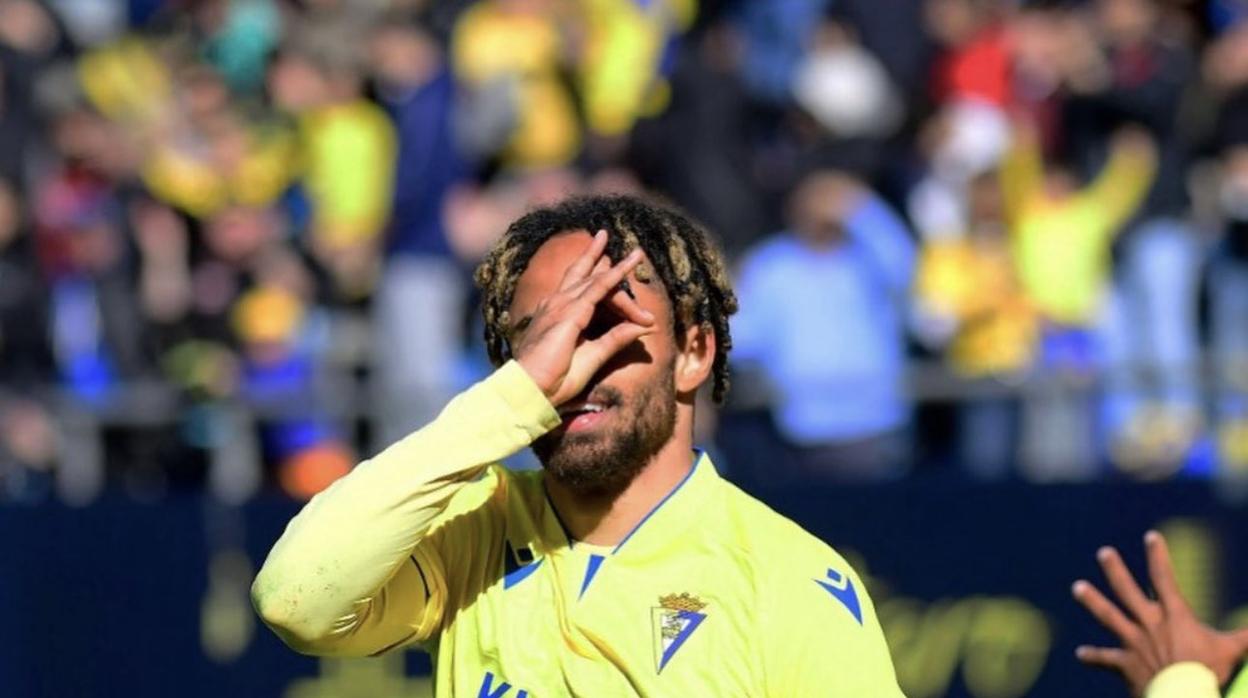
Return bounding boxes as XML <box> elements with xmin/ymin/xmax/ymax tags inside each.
<box><xmin>452</xmin><ymin>0</ymin><xmax>581</xmax><ymax>170</ymax></box>
<box><xmin>575</xmin><ymin>0</ymin><xmax>695</xmax><ymax>139</ymax></box>
<box><xmin>77</xmin><ymin>39</ymin><xmax>297</xmax><ymax>221</ymax></box>
<box><xmin>915</xmin><ymin>171</ymin><xmax>1037</xmax><ymax>379</ymax></box>
<box><xmin>141</xmin><ymin>68</ymin><xmax>296</xmax><ymax>219</ymax></box>
<box><xmin>1002</xmin><ymin>121</ymin><xmax>1157</xmax><ymax>331</ymax></box>
<box><xmin>269</xmin><ymin>19</ymin><xmax>396</xmax><ymax>299</ymax></box>
<box><xmin>914</xmin><ymin>170</ymin><xmax>1037</xmax><ymax>478</ymax></box>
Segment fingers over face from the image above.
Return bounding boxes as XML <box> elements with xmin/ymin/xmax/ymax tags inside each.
<box><xmin>570</xmin><ymin>321</ymin><xmax>654</xmax><ymax>380</ymax></box>
<box><xmin>593</xmin><ymin>321</ymin><xmax>654</xmax><ymax>356</ymax></box>
<box><xmin>558</xmin><ymin>229</ymin><xmax>608</xmax><ymax>291</ymax></box>
<box><xmin>577</xmin><ymin>248</ymin><xmax>645</xmax><ymax>305</ymax></box>
<box><xmin>605</xmin><ymin>285</ymin><xmax>655</xmax><ymax>327</ymax></box>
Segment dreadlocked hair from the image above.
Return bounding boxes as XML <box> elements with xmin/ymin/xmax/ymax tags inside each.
<box><xmin>474</xmin><ymin>194</ymin><xmax>739</xmax><ymax>404</ymax></box>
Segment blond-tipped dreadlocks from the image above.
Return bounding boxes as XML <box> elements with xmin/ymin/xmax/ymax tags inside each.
<box><xmin>474</xmin><ymin>194</ymin><xmax>739</xmax><ymax>404</ymax></box>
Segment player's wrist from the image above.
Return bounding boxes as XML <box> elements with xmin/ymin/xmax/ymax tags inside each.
<box><xmin>493</xmin><ymin>360</ymin><xmax>561</xmax><ymax>433</ymax></box>
<box><xmin>514</xmin><ymin>355</ymin><xmax>562</xmax><ymax>403</ymax></box>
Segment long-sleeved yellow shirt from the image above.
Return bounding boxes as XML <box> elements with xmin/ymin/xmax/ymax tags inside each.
<box><xmin>1147</xmin><ymin>662</ymin><xmax>1219</xmax><ymax>698</ymax></box>
<box><xmin>1001</xmin><ymin>133</ymin><xmax>1156</xmax><ymax>326</ymax></box>
<box><xmin>253</xmin><ymin>361</ymin><xmax>903</xmax><ymax>696</ymax></box>
<box><xmin>1148</xmin><ymin>661</ymin><xmax>1248</xmax><ymax>698</ymax></box>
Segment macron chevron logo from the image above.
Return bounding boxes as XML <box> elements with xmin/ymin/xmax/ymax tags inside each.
<box><xmin>815</xmin><ymin>568</ymin><xmax>863</xmax><ymax>625</ymax></box>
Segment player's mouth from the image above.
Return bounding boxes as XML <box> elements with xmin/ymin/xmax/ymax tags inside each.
<box><xmin>557</xmin><ymin>395</ymin><xmax>617</xmax><ymax>433</ymax></box>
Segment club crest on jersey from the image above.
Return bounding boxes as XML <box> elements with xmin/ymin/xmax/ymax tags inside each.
<box><xmin>651</xmin><ymin>593</ymin><xmax>707</xmax><ymax>674</ymax></box>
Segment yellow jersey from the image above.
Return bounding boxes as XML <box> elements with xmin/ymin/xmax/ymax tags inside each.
<box><xmin>1147</xmin><ymin>662</ymin><xmax>1247</xmax><ymax>698</ymax></box>
<box><xmin>253</xmin><ymin>361</ymin><xmax>903</xmax><ymax>697</ymax></box>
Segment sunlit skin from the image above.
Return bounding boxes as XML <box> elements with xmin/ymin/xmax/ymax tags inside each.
<box><xmin>508</xmin><ymin>229</ymin><xmax>715</xmax><ymax>546</ymax></box>
<box><xmin>1073</xmin><ymin>531</ymin><xmax>1248</xmax><ymax>696</ymax></box>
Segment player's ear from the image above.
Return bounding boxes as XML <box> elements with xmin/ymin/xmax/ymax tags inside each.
<box><xmin>675</xmin><ymin>322</ymin><xmax>715</xmax><ymax>395</ymax></box>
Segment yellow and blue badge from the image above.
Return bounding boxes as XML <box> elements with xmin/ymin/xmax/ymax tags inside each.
<box><xmin>651</xmin><ymin>593</ymin><xmax>707</xmax><ymax>674</ymax></box>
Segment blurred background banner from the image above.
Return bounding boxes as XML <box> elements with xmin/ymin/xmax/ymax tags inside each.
<box><xmin>1</xmin><ymin>482</ymin><xmax>1246</xmax><ymax>698</ymax></box>
<box><xmin>2</xmin><ymin>0</ymin><xmax>1248</xmax><ymax>695</ymax></box>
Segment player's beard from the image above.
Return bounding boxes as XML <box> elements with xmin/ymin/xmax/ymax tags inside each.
<box><xmin>531</xmin><ymin>360</ymin><xmax>677</xmax><ymax>498</ymax></box>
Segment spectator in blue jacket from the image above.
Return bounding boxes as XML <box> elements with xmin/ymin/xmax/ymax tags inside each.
<box><xmin>368</xmin><ymin>14</ymin><xmax>472</xmax><ymax>447</ymax></box>
<box><xmin>732</xmin><ymin>170</ymin><xmax>916</xmax><ymax>482</ymax></box>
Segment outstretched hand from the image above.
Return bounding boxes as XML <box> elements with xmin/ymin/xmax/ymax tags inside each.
<box><xmin>512</xmin><ymin>229</ymin><xmax>656</xmax><ymax>407</ymax></box>
<box><xmin>1073</xmin><ymin>531</ymin><xmax>1248</xmax><ymax>696</ymax></box>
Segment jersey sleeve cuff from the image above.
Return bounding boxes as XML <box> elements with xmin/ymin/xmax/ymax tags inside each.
<box><xmin>1145</xmin><ymin>662</ymin><xmax>1219</xmax><ymax>698</ymax></box>
<box><xmin>489</xmin><ymin>361</ymin><xmax>561</xmax><ymax>438</ymax></box>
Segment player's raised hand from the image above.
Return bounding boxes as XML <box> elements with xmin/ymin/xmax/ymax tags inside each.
<box><xmin>1072</xmin><ymin>531</ymin><xmax>1248</xmax><ymax>696</ymax></box>
<box><xmin>512</xmin><ymin>229</ymin><xmax>656</xmax><ymax>407</ymax></box>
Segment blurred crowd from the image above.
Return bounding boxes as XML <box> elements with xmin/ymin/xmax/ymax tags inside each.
<box><xmin>1</xmin><ymin>0</ymin><xmax>1247</xmax><ymax>502</ymax></box>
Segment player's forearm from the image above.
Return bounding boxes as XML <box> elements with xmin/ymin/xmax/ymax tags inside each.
<box><xmin>1145</xmin><ymin>663</ymin><xmax>1220</xmax><ymax>698</ymax></box>
<box><xmin>252</xmin><ymin>360</ymin><xmax>558</xmax><ymax>649</ymax></box>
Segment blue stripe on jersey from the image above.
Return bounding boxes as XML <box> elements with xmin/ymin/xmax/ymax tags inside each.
<box><xmin>612</xmin><ymin>450</ymin><xmax>703</xmax><ymax>554</ymax></box>
<box><xmin>579</xmin><ymin>554</ymin><xmax>606</xmax><ymax>599</ymax></box>
<box><xmin>504</xmin><ymin>559</ymin><xmax>542</xmax><ymax>590</ymax></box>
